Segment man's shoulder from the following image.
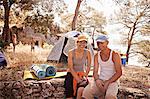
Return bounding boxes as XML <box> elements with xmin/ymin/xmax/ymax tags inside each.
<box><xmin>112</xmin><ymin>50</ymin><xmax>121</xmax><ymax>60</ymax></box>
<box><xmin>112</xmin><ymin>50</ymin><xmax>119</xmax><ymax>56</ymax></box>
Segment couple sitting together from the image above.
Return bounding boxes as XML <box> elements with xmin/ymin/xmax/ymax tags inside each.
<box><xmin>64</xmin><ymin>34</ymin><xmax>122</xmax><ymax>99</ymax></box>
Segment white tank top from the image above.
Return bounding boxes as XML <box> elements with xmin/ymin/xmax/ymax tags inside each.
<box><xmin>98</xmin><ymin>50</ymin><xmax>116</xmax><ymax>80</ymax></box>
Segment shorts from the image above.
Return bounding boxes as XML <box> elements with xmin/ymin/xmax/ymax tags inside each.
<box><xmin>64</xmin><ymin>72</ymin><xmax>74</xmax><ymax>98</ymax></box>
<box><xmin>82</xmin><ymin>80</ymin><xmax>119</xmax><ymax>99</ymax></box>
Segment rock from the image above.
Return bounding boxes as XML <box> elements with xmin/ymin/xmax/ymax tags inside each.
<box><xmin>12</xmin><ymin>81</ymin><xmax>24</xmax><ymax>89</ymax></box>
<box><xmin>50</xmin><ymin>78</ymin><xmax>64</xmax><ymax>87</ymax></box>
<box><xmin>14</xmin><ymin>71</ymin><xmax>23</xmax><ymax>80</ymax></box>
<box><xmin>118</xmin><ymin>87</ymin><xmax>148</xmax><ymax>99</ymax></box>
<box><xmin>41</xmin><ymin>89</ymin><xmax>52</xmax><ymax>98</ymax></box>
<box><xmin>31</xmin><ymin>83</ymin><xmax>41</xmax><ymax>93</ymax></box>
<box><xmin>56</xmin><ymin>87</ymin><xmax>65</xmax><ymax>92</ymax></box>
<box><xmin>0</xmin><ymin>78</ymin><xmax>149</xmax><ymax>99</ymax></box>
<box><xmin>23</xmin><ymin>87</ymin><xmax>32</xmax><ymax>95</ymax></box>
<box><xmin>23</xmin><ymin>95</ymin><xmax>31</xmax><ymax>99</ymax></box>
<box><xmin>0</xmin><ymin>82</ymin><xmax>5</xmax><ymax>90</ymax></box>
<box><xmin>53</xmin><ymin>92</ymin><xmax>64</xmax><ymax>98</ymax></box>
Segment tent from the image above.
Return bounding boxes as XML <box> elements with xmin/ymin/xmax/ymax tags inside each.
<box><xmin>47</xmin><ymin>31</ymin><xmax>94</xmax><ymax>65</ymax></box>
<box><xmin>0</xmin><ymin>50</ymin><xmax>7</xmax><ymax>69</ymax></box>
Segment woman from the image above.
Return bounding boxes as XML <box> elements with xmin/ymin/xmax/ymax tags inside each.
<box><xmin>64</xmin><ymin>35</ymin><xmax>91</xmax><ymax>99</ymax></box>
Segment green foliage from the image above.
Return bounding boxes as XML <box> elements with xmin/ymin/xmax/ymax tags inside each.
<box><xmin>24</xmin><ymin>14</ymin><xmax>55</xmax><ymax>34</ymax></box>
<box><xmin>0</xmin><ymin>40</ymin><xmax>4</xmax><ymax>48</ymax></box>
<box><xmin>136</xmin><ymin>40</ymin><xmax>150</xmax><ymax>64</ymax></box>
<box><xmin>9</xmin><ymin>0</ymin><xmax>16</xmax><ymax>5</ymax></box>
<box><xmin>115</xmin><ymin>0</ymin><xmax>150</xmax><ymax>62</ymax></box>
<box><xmin>141</xmin><ymin>24</ymin><xmax>150</xmax><ymax>36</ymax></box>
<box><xmin>61</xmin><ymin>5</ymin><xmax>106</xmax><ymax>32</ymax></box>
<box><xmin>0</xmin><ymin>40</ymin><xmax>10</xmax><ymax>48</ymax></box>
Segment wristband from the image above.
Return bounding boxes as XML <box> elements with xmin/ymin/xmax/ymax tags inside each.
<box><xmin>94</xmin><ymin>78</ymin><xmax>99</xmax><ymax>81</ymax></box>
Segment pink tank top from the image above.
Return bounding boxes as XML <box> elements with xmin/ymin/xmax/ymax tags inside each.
<box><xmin>72</xmin><ymin>49</ymin><xmax>87</xmax><ymax>72</ymax></box>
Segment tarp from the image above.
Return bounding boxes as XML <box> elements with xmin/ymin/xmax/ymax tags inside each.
<box><xmin>23</xmin><ymin>70</ymin><xmax>67</xmax><ymax>80</ymax></box>
<box><xmin>23</xmin><ymin>70</ymin><xmax>93</xmax><ymax>80</ymax></box>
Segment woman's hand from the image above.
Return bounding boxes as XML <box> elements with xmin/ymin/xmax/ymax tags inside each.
<box><xmin>77</xmin><ymin>78</ymin><xmax>89</xmax><ymax>87</ymax></box>
<box><xmin>84</xmin><ymin>72</ymin><xmax>88</xmax><ymax>79</ymax></box>
<box><xmin>77</xmin><ymin>79</ymin><xmax>83</xmax><ymax>84</ymax></box>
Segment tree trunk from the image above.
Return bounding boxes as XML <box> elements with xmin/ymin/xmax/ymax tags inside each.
<box><xmin>2</xmin><ymin>1</ymin><xmax>11</xmax><ymax>43</ymax></box>
<box><xmin>72</xmin><ymin>0</ymin><xmax>83</xmax><ymax>30</ymax></box>
<box><xmin>126</xmin><ymin>21</ymin><xmax>137</xmax><ymax>63</ymax></box>
<box><xmin>92</xmin><ymin>27</ymin><xmax>96</xmax><ymax>48</ymax></box>
<box><xmin>126</xmin><ymin>40</ymin><xmax>131</xmax><ymax>63</ymax></box>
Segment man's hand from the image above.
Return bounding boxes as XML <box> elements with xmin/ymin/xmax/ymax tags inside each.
<box><xmin>104</xmin><ymin>80</ymin><xmax>110</xmax><ymax>91</ymax></box>
<box><xmin>95</xmin><ymin>79</ymin><xmax>105</xmax><ymax>93</ymax></box>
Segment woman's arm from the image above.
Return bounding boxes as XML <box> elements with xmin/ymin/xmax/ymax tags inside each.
<box><xmin>85</xmin><ymin>50</ymin><xmax>91</xmax><ymax>78</ymax></box>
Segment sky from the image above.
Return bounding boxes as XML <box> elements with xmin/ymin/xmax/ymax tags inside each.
<box><xmin>64</xmin><ymin>0</ymin><xmax>117</xmax><ymax>18</ymax></box>
<box><xmin>63</xmin><ymin>0</ymin><xmax>118</xmax><ymax>33</ymax></box>
<box><xmin>64</xmin><ymin>0</ymin><xmax>122</xmax><ymax>48</ymax></box>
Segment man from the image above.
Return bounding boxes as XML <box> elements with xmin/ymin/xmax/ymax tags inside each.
<box><xmin>82</xmin><ymin>35</ymin><xmax>122</xmax><ymax>99</ymax></box>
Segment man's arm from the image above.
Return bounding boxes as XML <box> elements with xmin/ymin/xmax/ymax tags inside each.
<box><xmin>107</xmin><ymin>51</ymin><xmax>122</xmax><ymax>83</ymax></box>
<box><xmin>103</xmin><ymin>51</ymin><xmax>122</xmax><ymax>91</ymax></box>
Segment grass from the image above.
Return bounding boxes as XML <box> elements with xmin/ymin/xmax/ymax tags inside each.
<box><xmin>0</xmin><ymin>43</ymin><xmax>150</xmax><ymax>94</ymax></box>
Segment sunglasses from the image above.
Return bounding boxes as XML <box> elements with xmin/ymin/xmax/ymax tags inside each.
<box><xmin>77</xmin><ymin>41</ymin><xmax>87</xmax><ymax>44</ymax></box>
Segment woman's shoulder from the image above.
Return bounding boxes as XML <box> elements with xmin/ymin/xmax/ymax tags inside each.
<box><xmin>68</xmin><ymin>48</ymin><xmax>76</xmax><ymax>54</ymax></box>
<box><xmin>84</xmin><ymin>49</ymin><xmax>91</xmax><ymax>56</ymax></box>
<box><xmin>84</xmin><ymin>48</ymin><xmax>90</xmax><ymax>52</ymax></box>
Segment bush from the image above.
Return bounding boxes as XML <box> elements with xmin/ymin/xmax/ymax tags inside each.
<box><xmin>0</xmin><ymin>40</ymin><xmax>10</xmax><ymax>49</ymax></box>
<box><xmin>0</xmin><ymin>40</ymin><xmax>4</xmax><ymax>48</ymax></box>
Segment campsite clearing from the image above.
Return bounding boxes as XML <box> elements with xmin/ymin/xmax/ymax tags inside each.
<box><xmin>0</xmin><ymin>44</ymin><xmax>149</xmax><ymax>95</ymax></box>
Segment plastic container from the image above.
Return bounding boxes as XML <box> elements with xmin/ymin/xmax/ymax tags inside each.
<box><xmin>121</xmin><ymin>58</ymin><xmax>126</xmax><ymax>66</ymax></box>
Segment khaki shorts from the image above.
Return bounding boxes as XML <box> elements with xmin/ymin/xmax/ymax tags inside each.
<box><xmin>82</xmin><ymin>80</ymin><xmax>119</xmax><ymax>99</ymax></box>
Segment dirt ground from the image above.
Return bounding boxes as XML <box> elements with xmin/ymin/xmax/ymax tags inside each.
<box><xmin>0</xmin><ymin>44</ymin><xmax>150</xmax><ymax>95</ymax></box>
